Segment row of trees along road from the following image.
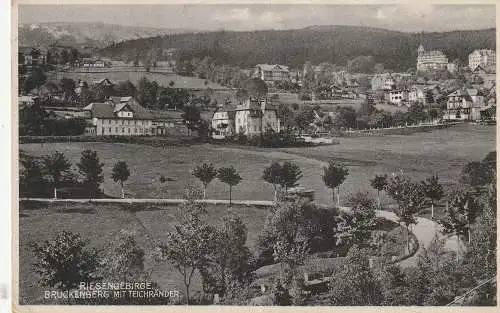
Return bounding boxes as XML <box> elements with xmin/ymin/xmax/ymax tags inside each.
<box><xmin>191</xmin><ymin>163</ymin><xmax>242</xmax><ymax>204</ymax></box>
<box><xmin>20</xmin><ymin>149</ymin><xmax>131</xmax><ymax>200</ymax></box>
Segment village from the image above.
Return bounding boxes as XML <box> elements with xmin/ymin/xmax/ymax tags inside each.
<box><xmin>18</xmin><ymin>43</ymin><xmax>496</xmax><ymax>142</ymax></box>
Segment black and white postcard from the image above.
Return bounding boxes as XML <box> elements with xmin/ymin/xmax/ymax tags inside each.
<box><xmin>12</xmin><ymin>1</ymin><xmax>498</xmax><ymax>311</ymax></box>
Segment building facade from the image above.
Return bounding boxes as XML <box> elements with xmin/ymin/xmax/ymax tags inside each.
<box><xmin>211</xmin><ymin>98</ymin><xmax>280</xmax><ymax>139</ymax></box>
<box><xmin>83</xmin><ymin>97</ymin><xmax>155</xmax><ymax>136</ymax></box>
<box><xmin>389</xmin><ymin>90</ymin><xmax>409</xmax><ymax>106</ymax></box>
<box><xmin>468</xmin><ymin>49</ymin><xmax>496</xmax><ymax>71</ymax></box>
<box><xmin>253</xmin><ymin>64</ymin><xmax>290</xmax><ymax>84</ymax></box>
<box><xmin>443</xmin><ymin>88</ymin><xmax>486</xmax><ymax>121</ymax></box>
<box><xmin>417</xmin><ymin>44</ymin><xmax>448</xmax><ymax>71</ymax></box>
<box><xmin>371</xmin><ymin>74</ymin><xmax>395</xmax><ymax>91</ymax></box>
<box><xmin>212</xmin><ymin>106</ymin><xmax>236</xmax><ymax>139</ymax></box>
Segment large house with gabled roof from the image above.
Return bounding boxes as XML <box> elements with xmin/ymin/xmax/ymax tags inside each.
<box><xmin>211</xmin><ymin>97</ymin><xmax>281</xmax><ymax>139</ymax></box>
<box><xmin>83</xmin><ymin>96</ymin><xmax>157</xmax><ymax>136</ymax></box>
<box><xmin>443</xmin><ymin>88</ymin><xmax>488</xmax><ymax>121</ymax></box>
<box><xmin>253</xmin><ymin>64</ymin><xmax>290</xmax><ymax>85</ymax></box>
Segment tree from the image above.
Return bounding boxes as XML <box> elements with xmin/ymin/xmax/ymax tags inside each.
<box><xmin>370</xmin><ymin>174</ymin><xmax>388</xmax><ymax>208</ymax></box>
<box><xmin>302</xmin><ymin>61</ymin><xmax>316</xmax><ymax>90</ymax></box>
<box><xmin>22</xmin><ymin>67</ymin><xmax>47</xmax><ymax>93</ymax></box>
<box><xmin>422</xmin><ymin>174</ymin><xmax>444</xmax><ymax>219</ymax></box>
<box><xmin>439</xmin><ymin>188</ymin><xmax>479</xmax><ymax>262</ymax></box>
<box><xmin>115</xmin><ymin>80</ymin><xmax>137</xmax><ymax>97</ymax></box>
<box><xmin>334</xmin><ymin>106</ymin><xmax>357</xmax><ymax>130</ymax></box>
<box><xmin>111</xmin><ymin>161</ymin><xmax>130</xmax><ymax>199</ymax></box>
<box><xmin>102</xmin><ymin>229</ymin><xmax>145</xmax><ymax>282</ymax></box>
<box><xmin>463</xmin><ymin>208</ymin><xmax>496</xmax><ymax>283</ymax></box>
<box><xmin>77</xmin><ymin>150</ymin><xmax>104</xmax><ymax>199</ymax></box>
<box><xmin>262</xmin><ymin>162</ymin><xmax>284</xmax><ymax>202</ymax></box>
<box><xmin>264</xmin><ymin>197</ymin><xmax>313</xmax><ymax>281</ymax></box>
<box><xmin>59</xmin><ymin>78</ymin><xmax>76</xmax><ymax>102</ymax></box>
<box><xmin>192</xmin><ymin>163</ymin><xmax>217</xmax><ymax>199</ymax></box>
<box><xmin>181</xmin><ymin>106</ymin><xmax>202</xmax><ymax>136</ymax></box>
<box><xmin>217</xmin><ymin>166</ymin><xmax>242</xmax><ymax>205</ymax></box>
<box><xmin>376</xmin><ymin>264</ymin><xmax>411</xmax><ymax>305</ymax></box>
<box><xmin>385</xmin><ymin>174</ymin><xmax>427</xmax><ymax>253</ymax></box>
<box><xmin>158</xmin><ymin>186</ymin><xmax>217</xmax><ymax>304</ymax></box>
<box><xmin>347</xmin><ymin>55</ymin><xmax>375</xmax><ymax>74</ymax></box>
<box><xmin>42</xmin><ymin>151</ymin><xmax>72</xmax><ymax>199</ymax></box>
<box><xmin>280</xmin><ymin>161</ymin><xmax>303</xmax><ymax>194</ymax></box>
<box><xmin>199</xmin><ymin>214</ymin><xmax>251</xmax><ymax>297</ymax></box>
<box><xmin>31</xmin><ymin>231</ymin><xmax>100</xmax><ymax>290</ymax></box>
<box><xmin>19</xmin><ymin>103</ymin><xmax>46</xmax><ymax>136</ymax></box>
<box><xmin>20</xmin><ymin>151</ymin><xmax>48</xmax><ymax>197</ymax></box>
<box><xmin>294</xmin><ymin>108</ymin><xmax>315</xmax><ymax>134</ymax></box>
<box><xmin>336</xmin><ymin>192</ymin><xmax>377</xmax><ymax>247</ymax></box>
<box><xmin>328</xmin><ymin>246</ymin><xmax>383</xmax><ymax>305</ymax></box>
<box><xmin>241</xmin><ymin>78</ymin><xmax>268</xmax><ymax>99</ymax></box>
<box><xmin>461</xmin><ymin>151</ymin><xmax>496</xmax><ymax>191</ymax></box>
<box><xmin>322</xmin><ymin>161</ymin><xmax>349</xmax><ymax>207</ymax></box>
<box><xmin>136</xmin><ymin>77</ymin><xmax>158</xmax><ymax>108</ymax></box>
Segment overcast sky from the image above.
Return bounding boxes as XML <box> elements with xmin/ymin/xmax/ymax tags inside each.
<box><xmin>19</xmin><ymin>4</ymin><xmax>496</xmax><ymax>32</ymax></box>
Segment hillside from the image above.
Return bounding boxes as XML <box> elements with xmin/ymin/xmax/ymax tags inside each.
<box><xmin>97</xmin><ymin>25</ymin><xmax>496</xmax><ymax>71</ymax></box>
<box><xmin>18</xmin><ymin>22</ymin><xmax>194</xmax><ymax>50</ymax></box>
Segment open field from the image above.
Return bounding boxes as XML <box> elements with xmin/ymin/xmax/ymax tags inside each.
<box><xmin>20</xmin><ymin>123</ymin><xmax>496</xmax><ymax>206</ymax></box>
<box><xmin>18</xmin><ymin>202</ymin><xmax>270</xmax><ymax>304</ymax></box>
<box><xmin>49</xmin><ymin>70</ymin><xmax>228</xmax><ymax>89</ymax></box>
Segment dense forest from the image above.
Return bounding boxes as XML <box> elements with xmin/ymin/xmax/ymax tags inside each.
<box><xmin>98</xmin><ymin>25</ymin><xmax>496</xmax><ymax>71</ymax></box>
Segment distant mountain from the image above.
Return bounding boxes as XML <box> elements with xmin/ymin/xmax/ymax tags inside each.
<box><xmin>97</xmin><ymin>25</ymin><xmax>496</xmax><ymax>71</ymax></box>
<box><xmin>18</xmin><ymin>22</ymin><xmax>194</xmax><ymax>50</ymax></box>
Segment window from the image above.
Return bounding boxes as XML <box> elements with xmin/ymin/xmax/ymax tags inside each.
<box><xmin>128</xmin><ymin>128</ymin><xmax>130</xmax><ymax>133</ymax></box>
<box><xmin>108</xmin><ymin>127</ymin><xmax>111</xmax><ymax>133</ymax></box>
<box><xmin>122</xmin><ymin>128</ymin><xmax>125</xmax><ymax>133</ymax></box>
<box><xmin>115</xmin><ymin>127</ymin><xmax>118</xmax><ymax>132</ymax></box>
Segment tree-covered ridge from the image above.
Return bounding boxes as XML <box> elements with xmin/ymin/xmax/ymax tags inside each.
<box><xmin>98</xmin><ymin>26</ymin><xmax>495</xmax><ymax>71</ymax></box>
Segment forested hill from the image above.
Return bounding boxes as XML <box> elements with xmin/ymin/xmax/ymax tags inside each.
<box><xmin>98</xmin><ymin>25</ymin><xmax>496</xmax><ymax>71</ymax></box>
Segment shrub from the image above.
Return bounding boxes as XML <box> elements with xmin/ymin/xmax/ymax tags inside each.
<box><xmin>31</xmin><ymin>230</ymin><xmax>101</xmax><ymax>290</ymax></box>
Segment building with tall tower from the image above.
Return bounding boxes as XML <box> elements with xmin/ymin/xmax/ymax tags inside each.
<box><xmin>417</xmin><ymin>44</ymin><xmax>448</xmax><ymax>71</ymax></box>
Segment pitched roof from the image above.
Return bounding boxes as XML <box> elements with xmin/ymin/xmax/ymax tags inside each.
<box><xmin>83</xmin><ymin>101</ymin><xmax>153</xmax><ymax>119</ymax></box>
<box><xmin>420</xmin><ymin>50</ymin><xmax>446</xmax><ymax>57</ymax></box>
<box><xmin>93</xmin><ymin>78</ymin><xmax>114</xmax><ymax>85</ymax></box>
<box><xmin>113</xmin><ymin>103</ymin><xmax>129</xmax><ymax>113</ymax></box>
<box><xmin>256</xmin><ymin>64</ymin><xmax>289</xmax><ymax>72</ymax></box>
<box><xmin>471</xmin><ymin>49</ymin><xmax>495</xmax><ymax>56</ymax></box>
<box><xmin>109</xmin><ymin>96</ymin><xmax>133</xmax><ymax>104</ymax></box>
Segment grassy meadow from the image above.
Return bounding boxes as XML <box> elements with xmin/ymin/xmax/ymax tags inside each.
<box><xmin>50</xmin><ymin>70</ymin><xmax>228</xmax><ymax>89</ymax></box>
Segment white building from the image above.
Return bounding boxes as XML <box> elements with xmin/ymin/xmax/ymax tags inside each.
<box><xmin>417</xmin><ymin>44</ymin><xmax>448</xmax><ymax>71</ymax></box>
<box><xmin>389</xmin><ymin>90</ymin><xmax>409</xmax><ymax>106</ymax></box>
<box><xmin>443</xmin><ymin>88</ymin><xmax>486</xmax><ymax>121</ymax></box>
<box><xmin>211</xmin><ymin>98</ymin><xmax>280</xmax><ymax>139</ymax></box>
<box><xmin>468</xmin><ymin>49</ymin><xmax>496</xmax><ymax>71</ymax></box>
<box><xmin>83</xmin><ymin>97</ymin><xmax>155</xmax><ymax>136</ymax></box>
<box><xmin>253</xmin><ymin>64</ymin><xmax>290</xmax><ymax>85</ymax></box>
<box><xmin>212</xmin><ymin>104</ymin><xmax>236</xmax><ymax>139</ymax></box>
<box><xmin>408</xmin><ymin>85</ymin><xmax>426</xmax><ymax>104</ymax></box>
<box><xmin>371</xmin><ymin>74</ymin><xmax>395</xmax><ymax>91</ymax></box>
